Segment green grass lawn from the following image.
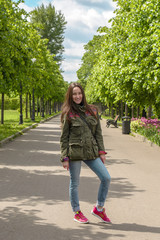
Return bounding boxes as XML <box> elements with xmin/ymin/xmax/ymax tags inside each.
<box><xmin>3</xmin><ymin>110</ymin><xmax>20</xmax><ymax>121</ymax></box>
<box><xmin>0</xmin><ymin>110</ymin><xmax>59</xmax><ymax>141</ymax></box>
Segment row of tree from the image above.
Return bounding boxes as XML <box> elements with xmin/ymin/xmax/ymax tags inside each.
<box><xmin>77</xmin><ymin>0</ymin><xmax>160</xmax><ymax>118</ymax></box>
<box><xmin>0</xmin><ymin>0</ymin><xmax>68</xmax><ymax>124</ymax></box>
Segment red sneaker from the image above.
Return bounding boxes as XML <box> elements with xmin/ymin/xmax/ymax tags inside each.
<box><xmin>91</xmin><ymin>206</ymin><xmax>111</xmax><ymax>223</ymax></box>
<box><xmin>74</xmin><ymin>211</ymin><xmax>89</xmax><ymax>224</ymax></box>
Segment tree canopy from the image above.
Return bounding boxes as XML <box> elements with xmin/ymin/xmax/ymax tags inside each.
<box><xmin>30</xmin><ymin>3</ymin><xmax>67</xmax><ymax>64</ymax></box>
<box><xmin>0</xmin><ymin>0</ymin><xmax>68</xmax><ymax>123</ymax></box>
<box><xmin>0</xmin><ymin>0</ymin><xmax>68</xmax><ymax>101</ymax></box>
<box><xmin>77</xmin><ymin>0</ymin><xmax>160</xmax><ymax>116</ymax></box>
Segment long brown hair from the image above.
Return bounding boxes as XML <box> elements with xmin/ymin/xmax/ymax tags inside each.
<box><xmin>61</xmin><ymin>82</ymin><xmax>97</xmax><ymax>122</ymax></box>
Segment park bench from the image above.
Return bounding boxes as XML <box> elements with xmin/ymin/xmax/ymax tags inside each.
<box><xmin>106</xmin><ymin>115</ymin><xmax>119</xmax><ymax>128</ymax></box>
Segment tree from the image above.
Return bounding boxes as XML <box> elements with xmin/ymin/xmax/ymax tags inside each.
<box><xmin>0</xmin><ymin>0</ymin><xmax>30</xmax><ymax>123</ymax></box>
<box><xmin>77</xmin><ymin>33</ymin><xmax>106</xmax><ymax>104</ymax></box>
<box><xmin>77</xmin><ymin>0</ymin><xmax>160</xmax><ymax>117</ymax></box>
<box><xmin>30</xmin><ymin>3</ymin><xmax>67</xmax><ymax>64</ymax></box>
<box><xmin>0</xmin><ymin>0</ymin><xmax>67</xmax><ymax>124</ymax></box>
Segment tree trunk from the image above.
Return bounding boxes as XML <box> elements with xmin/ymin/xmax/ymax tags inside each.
<box><xmin>142</xmin><ymin>108</ymin><xmax>147</xmax><ymax>118</ymax></box>
<box><xmin>40</xmin><ymin>98</ymin><xmax>42</xmax><ymax>116</ymax></box>
<box><xmin>1</xmin><ymin>93</ymin><xmax>4</xmax><ymax>124</ymax></box>
<box><xmin>148</xmin><ymin>105</ymin><xmax>152</xmax><ymax>118</ymax></box>
<box><xmin>111</xmin><ymin>104</ymin><xmax>114</xmax><ymax>118</ymax></box>
<box><xmin>118</xmin><ymin>101</ymin><xmax>121</xmax><ymax>120</ymax></box>
<box><xmin>47</xmin><ymin>100</ymin><xmax>49</xmax><ymax>115</ymax></box>
<box><xmin>57</xmin><ymin>102</ymin><xmax>59</xmax><ymax>112</ymax></box>
<box><xmin>125</xmin><ymin>103</ymin><xmax>128</xmax><ymax>116</ymax></box>
<box><xmin>45</xmin><ymin>100</ymin><xmax>48</xmax><ymax>115</ymax></box>
<box><xmin>121</xmin><ymin>101</ymin><xmax>123</xmax><ymax>120</ymax></box>
<box><xmin>49</xmin><ymin>100</ymin><xmax>51</xmax><ymax>115</ymax></box>
<box><xmin>54</xmin><ymin>102</ymin><xmax>57</xmax><ymax>113</ymax></box>
<box><xmin>42</xmin><ymin>96</ymin><xmax>45</xmax><ymax>117</ymax></box>
<box><xmin>31</xmin><ymin>88</ymin><xmax>35</xmax><ymax>121</ymax></box>
<box><xmin>137</xmin><ymin>106</ymin><xmax>140</xmax><ymax>118</ymax></box>
<box><xmin>37</xmin><ymin>98</ymin><xmax>39</xmax><ymax>116</ymax></box>
<box><xmin>26</xmin><ymin>93</ymin><xmax>28</xmax><ymax>119</ymax></box>
<box><xmin>29</xmin><ymin>93</ymin><xmax>32</xmax><ymax>119</ymax></box>
<box><xmin>132</xmin><ymin>106</ymin><xmax>134</xmax><ymax>118</ymax></box>
<box><xmin>52</xmin><ymin>101</ymin><xmax>54</xmax><ymax>113</ymax></box>
<box><xmin>19</xmin><ymin>82</ymin><xmax>23</xmax><ymax>124</ymax></box>
<box><xmin>108</xmin><ymin>103</ymin><xmax>110</xmax><ymax>116</ymax></box>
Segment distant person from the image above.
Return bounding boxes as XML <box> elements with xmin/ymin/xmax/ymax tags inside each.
<box><xmin>60</xmin><ymin>82</ymin><xmax>111</xmax><ymax>224</ymax></box>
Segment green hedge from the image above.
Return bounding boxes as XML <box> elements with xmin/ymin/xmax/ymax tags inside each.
<box><xmin>0</xmin><ymin>96</ymin><xmax>20</xmax><ymax>110</ymax></box>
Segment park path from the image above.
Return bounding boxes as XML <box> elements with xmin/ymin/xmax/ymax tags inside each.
<box><xmin>0</xmin><ymin>115</ymin><xmax>160</xmax><ymax>240</ymax></box>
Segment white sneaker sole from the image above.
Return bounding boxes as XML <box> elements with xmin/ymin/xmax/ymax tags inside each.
<box><xmin>74</xmin><ymin>218</ymin><xmax>89</xmax><ymax>224</ymax></box>
<box><xmin>91</xmin><ymin>211</ymin><xmax>112</xmax><ymax>224</ymax></box>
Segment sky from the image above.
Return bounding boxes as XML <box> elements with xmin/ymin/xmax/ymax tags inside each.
<box><xmin>19</xmin><ymin>0</ymin><xmax>117</xmax><ymax>82</ymax></box>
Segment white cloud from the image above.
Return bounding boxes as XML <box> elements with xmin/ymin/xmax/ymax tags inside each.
<box><xmin>102</xmin><ymin>10</ymin><xmax>116</xmax><ymax>25</ymax></box>
<box><xmin>62</xmin><ymin>58</ymin><xmax>80</xmax><ymax>72</ymax></box>
<box><xmin>19</xmin><ymin>0</ymin><xmax>116</xmax><ymax>82</ymax></box>
<box><xmin>18</xmin><ymin>3</ymin><xmax>33</xmax><ymax>12</ymax></box>
<box><xmin>81</xmin><ymin>8</ymin><xmax>109</xmax><ymax>30</ymax></box>
<box><xmin>62</xmin><ymin>72</ymin><xmax>78</xmax><ymax>82</ymax></box>
<box><xmin>109</xmin><ymin>0</ymin><xmax>117</xmax><ymax>9</ymax></box>
<box><xmin>64</xmin><ymin>39</ymin><xmax>85</xmax><ymax>57</ymax></box>
<box><xmin>89</xmin><ymin>0</ymin><xmax>105</xmax><ymax>2</ymax></box>
<box><xmin>63</xmin><ymin>73</ymin><xmax>77</xmax><ymax>83</ymax></box>
<box><xmin>54</xmin><ymin>0</ymin><xmax>114</xmax><ymax>29</ymax></box>
<box><xmin>39</xmin><ymin>0</ymin><xmax>114</xmax><ymax>30</ymax></box>
<box><xmin>61</xmin><ymin>57</ymin><xmax>82</xmax><ymax>82</ymax></box>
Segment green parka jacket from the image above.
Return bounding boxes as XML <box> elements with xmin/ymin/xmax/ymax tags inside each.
<box><xmin>60</xmin><ymin>104</ymin><xmax>106</xmax><ymax>162</ymax></box>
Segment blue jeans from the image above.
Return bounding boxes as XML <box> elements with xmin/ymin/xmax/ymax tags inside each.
<box><xmin>69</xmin><ymin>157</ymin><xmax>111</xmax><ymax>212</ymax></box>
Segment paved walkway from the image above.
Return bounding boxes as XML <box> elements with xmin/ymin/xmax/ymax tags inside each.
<box><xmin>0</xmin><ymin>115</ymin><xmax>160</xmax><ymax>240</ymax></box>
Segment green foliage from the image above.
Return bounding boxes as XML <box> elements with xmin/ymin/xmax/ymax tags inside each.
<box><xmin>77</xmin><ymin>34</ymin><xmax>106</xmax><ymax>103</ymax></box>
<box><xmin>0</xmin><ymin>0</ymin><xmax>68</xmax><ymax>124</ymax></box>
<box><xmin>0</xmin><ymin>95</ymin><xmax>20</xmax><ymax>110</ymax></box>
<box><xmin>77</xmin><ymin>0</ymin><xmax>160</xmax><ymax>115</ymax></box>
<box><xmin>30</xmin><ymin>3</ymin><xmax>67</xmax><ymax>64</ymax></box>
<box><xmin>77</xmin><ymin>34</ymin><xmax>104</xmax><ymax>89</ymax></box>
<box><xmin>130</xmin><ymin>119</ymin><xmax>141</xmax><ymax>132</ymax></box>
<box><xmin>131</xmin><ymin>118</ymin><xmax>160</xmax><ymax>146</ymax></box>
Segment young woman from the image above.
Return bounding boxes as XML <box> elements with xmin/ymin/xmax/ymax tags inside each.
<box><xmin>60</xmin><ymin>82</ymin><xmax>111</xmax><ymax>224</ymax></box>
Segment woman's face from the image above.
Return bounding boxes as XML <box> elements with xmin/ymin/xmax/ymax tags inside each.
<box><xmin>72</xmin><ymin>87</ymin><xmax>83</xmax><ymax>104</ymax></box>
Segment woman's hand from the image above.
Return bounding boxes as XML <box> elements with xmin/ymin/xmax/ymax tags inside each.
<box><xmin>100</xmin><ymin>154</ymin><xmax>106</xmax><ymax>164</ymax></box>
<box><xmin>62</xmin><ymin>161</ymin><xmax>69</xmax><ymax>170</ymax></box>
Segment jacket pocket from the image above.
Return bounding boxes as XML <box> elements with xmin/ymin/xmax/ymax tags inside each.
<box><xmin>70</xmin><ymin>121</ymin><xmax>82</xmax><ymax>136</ymax></box>
<box><xmin>69</xmin><ymin>140</ymin><xmax>83</xmax><ymax>160</ymax></box>
<box><xmin>87</xmin><ymin>117</ymin><xmax>97</xmax><ymax>133</ymax></box>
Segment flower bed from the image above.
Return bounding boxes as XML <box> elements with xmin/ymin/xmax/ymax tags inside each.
<box><xmin>131</xmin><ymin>117</ymin><xmax>160</xmax><ymax>146</ymax></box>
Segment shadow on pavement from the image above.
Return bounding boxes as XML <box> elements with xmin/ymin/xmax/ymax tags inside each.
<box><xmin>0</xmin><ymin>116</ymin><xmax>157</xmax><ymax>240</ymax></box>
<box><xmin>0</xmin><ymin>207</ymin><xmax>159</xmax><ymax>240</ymax></box>
<box><xmin>0</xmin><ymin>208</ymin><xmax>125</xmax><ymax>240</ymax></box>
<box><xmin>90</xmin><ymin>222</ymin><xmax>160</xmax><ymax>234</ymax></box>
